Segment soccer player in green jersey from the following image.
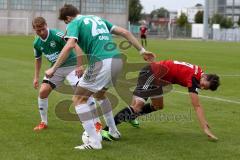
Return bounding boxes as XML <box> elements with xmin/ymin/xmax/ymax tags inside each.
<box><xmin>45</xmin><ymin>4</ymin><xmax>155</xmax><ymax>150</ymax></box>
<box><xmin>32</xmin><ymin>17</ymin><xmax>99</xmax><ymax>131</ymax></box>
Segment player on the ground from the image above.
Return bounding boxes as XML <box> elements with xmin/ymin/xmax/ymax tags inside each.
<box><xmin>45</xmin><ymin>4</ymin><xmax>155</xmax><ymax>150</ymax></box>
<box><xmin>102</xmin><ymin>60</ymin><xmax>220</xmax><ymax>141</ymax></box>
<box><xmin>139</xmin><ymin>23</ymin><xmax>148</xmax><ymax>47</ymax></box>
<box><xmin>32</xmin><ymin>17</ymin><xmax>99</xmax><ymax>131</ymax></box>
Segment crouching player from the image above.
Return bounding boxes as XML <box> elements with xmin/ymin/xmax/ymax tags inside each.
<box><xmin>103</xmin><ymin>60</ymin><xmax>220</xmax><ymax>141</ymax></box>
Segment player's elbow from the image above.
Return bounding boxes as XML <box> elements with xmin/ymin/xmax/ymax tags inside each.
<box><xmin>115</xmin><ymin>27</ymin><xmax>131</xmax><ymax>37</ymax></box>
<box><xmin>122</xmin><ymin>30</ymin><xmax>131</xmax><ymax>38</ymax></box>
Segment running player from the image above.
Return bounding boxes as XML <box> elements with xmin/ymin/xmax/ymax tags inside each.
<box><xmin>32</xmin><ymin>17</ymin><xmax>98</xmax><ymax>131</ymax></box>
<box><xmin>45</xmin><ymin>4</ymin><xmax>155</xmax><ymax>150</ymax></box>
<box><xmin>103</xmin><ymin>60</ymin><xmax>220</xmax><ymax>141</ymax></box>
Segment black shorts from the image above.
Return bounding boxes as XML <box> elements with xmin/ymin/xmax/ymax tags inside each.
<box><xmin>133</xmin><ymin>65</ymin><xmax>163</xmax><ymax>102</ymax></box>
<box><xmin>141</xmin><ymin>34</ymin><xmax>147</xmax><ymax>39</ymax></box>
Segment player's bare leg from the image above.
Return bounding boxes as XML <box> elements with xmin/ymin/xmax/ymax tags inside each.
<box><xmin>34</xmin><ymin>83</ymin><xmax>52</xmax><ymax>131</ymax></box>
<box><xmin>131</xmin><ymin>97</ymin><xmax>145</xmax><ymax>113</ymax></box>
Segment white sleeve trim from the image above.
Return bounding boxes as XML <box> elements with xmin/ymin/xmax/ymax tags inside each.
<box><xmin>64</xmin><ymin>36</ymin><xmax>78</xmax><ymax>40</ymax></box>
<box><xmin>110</xmin><ymin>25</ymin><xmax>117</xmax><ymax>33</ymax></box>
<box><xmin>35</xmin><ymin>56</ymin><xmax>42</xmax><ymax>59</ymax></box>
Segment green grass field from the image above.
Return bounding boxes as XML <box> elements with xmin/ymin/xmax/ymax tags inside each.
<box><xmin>0</xmin><ymin>36</ymin><xmax>240</xmax><ymax>160</ymax></box>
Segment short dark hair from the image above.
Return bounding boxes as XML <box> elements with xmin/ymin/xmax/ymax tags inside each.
<box><xmin>206</xmin><ymin>74</ymin><xmax>220</xmax><ymax>91</ymax></box>
<box><xmin>59</xmin><ymin>4</ymin><xmax>80</xmax><ymax>21</ymax></box>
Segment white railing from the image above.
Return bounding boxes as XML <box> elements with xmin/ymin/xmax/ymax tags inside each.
<box><xmin>213</xmin><ymin>28</ymin><xmax>240</xmax><ymax>42</ymax></box>
<box><xmin>0</xmin><ymin>17</ymin><xmax>29</xmax><ymax>35</ymax></box>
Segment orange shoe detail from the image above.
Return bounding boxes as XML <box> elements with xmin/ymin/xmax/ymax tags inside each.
<box><xmin>95</xmin><ymin>122</ymin><xmax>102</xmax><ymax>133</ymax></box>
<box><xmin>33</xmin><ymin>122</ymin><xmax>48</xmax><ymax>131</ymax></box>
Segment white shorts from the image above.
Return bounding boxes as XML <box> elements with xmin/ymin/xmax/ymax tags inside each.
<box><xmin>43</xmin><ymin>66</ymin><xmax>78</xmax><ymax>89</ymax></box>
<box><xmin>78</xmin><ymin>58</ymin><xmax>123</xmax><ymax>93</ymax></box>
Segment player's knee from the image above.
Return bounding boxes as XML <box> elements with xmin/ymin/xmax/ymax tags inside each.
<box><xmin>39</xmin><ymin>89</ymin><xmax>50</xmax><ymax>99</ymax></box>
<box><xmin>131</xmin><ymin>101</ymin><xmax>144</xmax><ymax>113</ymax></box>
<box><xmin>39</xmin><ymin>83</ymin><xmax>52</xmax><ymax>99</ymax></box>
<box><xmin>72</xmin><ymin>96</ymin><xmax>79</xmax><ymax>106</ymax></box>
<box><xmin>72</xmin><ymin>96</ymin><xmax>88</xmax><ymax>106</ymax></box>
<box><xmin>93</xmin><ymin>92</ymin><xmax>106</xmax><ymax>101</ymax></box>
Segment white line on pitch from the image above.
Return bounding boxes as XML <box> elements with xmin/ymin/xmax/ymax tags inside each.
<box><xmin>220</xmin><ymin>75</ymin><xmax>240</xmax><ymax>77</ymax></box>
<box><xmin>174</xmin><ymin>91</ymin><xmax>240</xmax><ymax>105</ymax></box>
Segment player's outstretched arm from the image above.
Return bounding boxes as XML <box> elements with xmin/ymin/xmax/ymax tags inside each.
<box><xmin>189</xmin><ymin>92</ymin><xmax>218</xmax><ymax>141</ymax></box>
<box><xmin>33</xmin><ymin>58</ymin><xmax>42</xmax><ymax>89</ymax></box>
<box><xmin>111</xmin><ymin>26</ymin><xmax>155</xmax><ymax>62</ymax></box>
<box><xmin>45</xmin><ymin>38</ymin><xmax>76</xmax><ymax>78</ymax></box>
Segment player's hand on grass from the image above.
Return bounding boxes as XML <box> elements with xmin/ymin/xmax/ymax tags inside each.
<box><xmin>75</xmin><ymin>66</ymin><xmax>84</xmax><ymax>78</ymax></box>
<box><xmin>204</xmin><ymin>128</ymin><xmax>218</xmax><ymax>141</ymax></box>
<box><xmin>45</xmin><ymin>67</ymin><xmax>56</xmax><ymax>78</ymax></box>
<box><xmin>142</xmin><ymin>51</ymin><xmax>156</xmax><ymax>63</ymax></box>
<box><xmin>33</xmin><ymin>78</ymin><xmax>39</xmax><ymax>89</ymax></box>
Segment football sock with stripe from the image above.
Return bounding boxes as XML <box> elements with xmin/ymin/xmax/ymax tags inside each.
<box><xmin>113</xmin><ymin>106</ymin><xmax>136</xmax><ymax>126</ymax></box>
<box><xmin>87</xmin><ymin>97</ymin><xmax>101</xmax><ymax>124</ymax></box>
<box><xmin>75</xmin><ymin>103</ymin><xmax>101</xmax><ymax>143</ymax></box>
<box><xmin>98</xmin><ymin>98</ymin><xmax>118</xmax><ymax>133</ymax></box>
<box><xmin>38</xmin><ymin>97</ymin><xmax>48</xmax><ymax>124</ymax></box>
<box><xmin>103</xmin><ymin>103</ymin><xmax>157</xmax><ymax>130</ymax></box>
<box><xmin>103</xmin><ymin>106</ymin><xmax>134</xmax><ymax>131</ymax></box>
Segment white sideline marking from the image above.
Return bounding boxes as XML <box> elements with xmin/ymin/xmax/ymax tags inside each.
<box><xmin>220</xmin><ymin>75</ymin><xmax>240</xmax><ymax>77</ymax></box>
<box><xmin>174</xmin><ymin>91</ymin><xmax>240</xmax><ymax>105</ymax></box>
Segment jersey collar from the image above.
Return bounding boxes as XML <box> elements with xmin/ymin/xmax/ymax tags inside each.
<box><xmin>40</xmin><ymin>28</ymin><xmax>50</xmax><ymax>42</ymax></box>
<box><xmin>72</xmin><ymin>15</ymin><xmax>82</xmax><ymax>22</ymax></box>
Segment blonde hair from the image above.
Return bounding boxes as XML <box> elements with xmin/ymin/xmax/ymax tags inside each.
<box><xmin>32</xmin><ymin>17</ymin><xmax>47</xmax><ymax>28</ymax></box>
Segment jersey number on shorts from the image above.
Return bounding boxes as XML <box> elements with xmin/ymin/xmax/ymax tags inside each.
<box><xmin>84</xmin><ymin>16</ymin><xmax>109</xmax><ymax>37</ymax></box>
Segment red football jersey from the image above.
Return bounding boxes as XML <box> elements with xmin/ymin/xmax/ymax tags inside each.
<box><xmin>150</xmin><ymin>60</ymin><xmax>204</xmax><ymax>88</ymax></box>
<box><xmin>140</xmin><ymin>26</ymin><xmax>147</xmax><ymax>35</ymax></box>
